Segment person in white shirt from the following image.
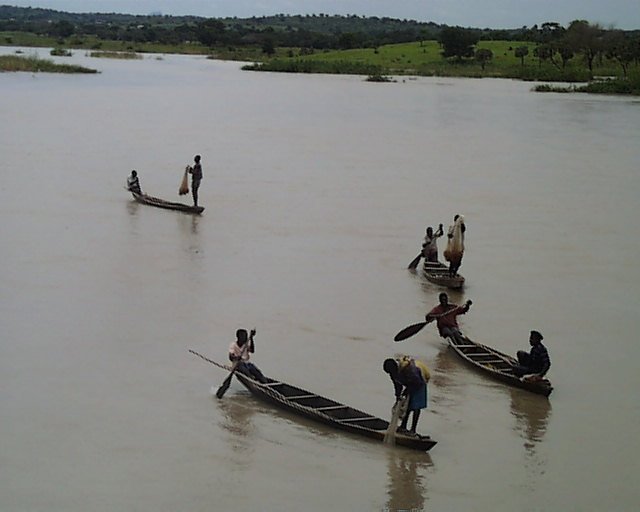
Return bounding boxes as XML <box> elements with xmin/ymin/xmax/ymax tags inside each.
<box><xmin>228</xmin><ymin>328</ymin><xmax>267</xmax><ymax>383</ymax></box>
<box><xmin>126</xmin><ymin>170</ymin><xmax>142</xmax><ymax>194</ymax></box>
<box><xmin>422</xmin><ymin>224</ymin><xmax>444</xmax><ymax>262</ymax></box>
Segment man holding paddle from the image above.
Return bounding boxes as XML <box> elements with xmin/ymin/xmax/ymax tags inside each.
<box><xmin>408</xmin><ymin>223</ymin><xmax>443</xmax><ymax>269</ymax></box>
<box><xmin>228</xmin><ymin>328</ymin><xmax>267</xmax><ymax>383</ymax></box>
<box><xmin>426</xmin><ymin>292</ymin><xmax>472</xmax><ymax>343</ymax></box>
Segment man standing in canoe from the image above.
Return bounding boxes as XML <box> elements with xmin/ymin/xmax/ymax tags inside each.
<box><xmin>444</xmin><ymin>214</ymin><xmax>466</xmax><ymax>276</ymax></box>
<box><xmin>188</xmin><ymin>154</ymin><xmax>202</xmax><ymax>207</ymax></box>
<box><xmin>513</xmin><ymin>330</ymin><xmax>551</xmax><ymax>379</ymax></box>
<box><xmin>426</xmin><ymin>292</ymin><xmax>472</xmax><ymax>343</ymax></box>
<box><xmin>383</xmin><ymin>356</ymin><xmax>430</xmax><ymax>437</ymax></box>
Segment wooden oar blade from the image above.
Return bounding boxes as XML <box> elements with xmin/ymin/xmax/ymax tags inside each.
<box><xmin>394</xmin><ymin>321</ymin><xmax>427</xmax><ymax>342</ymax></box>
<box><xmin>407</xmin><ymin>254</ymin><xmax>422</xmax><ymax>269</ymax></box>
<box><xmin>215</xmin><ymin>373</ymin><xmax>234</xmax><ymax>399</ymax></box>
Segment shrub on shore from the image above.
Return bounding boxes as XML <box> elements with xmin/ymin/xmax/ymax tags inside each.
<box><xmin>0</xmin><ymin>54</ymin><xmax>97</xmax><ymax>73</ymax></box>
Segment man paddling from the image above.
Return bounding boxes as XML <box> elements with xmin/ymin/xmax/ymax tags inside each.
<box><xmin>383</xmin><ymin>356</ymin><xmax>430</xmax><ymax>437</ymax></box>
<box><xmin>422</xmin><ymin>224</ymin><xmax>444</xmax><ymax>263</ymax></box>
<box><xmin>426</xmin><ymin>292</ymin><xmax>472</xmax><ymax>343</ymax></box>
<box><xmin>513</xmin><ymin>330</ymin><xmax>551</xmax><ymax>379</ymax></box>
<box><xmin>228</xmin><ymin>328</ymin><xmax>267</xmax><ymax>383</ymax></box>
<box><xmin>126</xmin><ymin>170</ymin><xmax>142</xmax><ymax>195</ymax></box>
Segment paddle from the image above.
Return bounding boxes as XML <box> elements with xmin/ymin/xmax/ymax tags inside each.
<box><xmin>215</xmin><ymin>329</ymin><xmax>255</xmax><ymax>399</ymax></box>
<box><xmin>407</xmin><ymin>253</ymin><xmax>422</xmax><ymax>270</ymax></box>
<box><xmin>394</xmin><ymin>300</ymin><xmax>472</xmax><ymax>342</ymax></box>
<box><xmin>394</xmin><ymin>320</ymin><xmax>431</xmax><ymax>342</ymax></box>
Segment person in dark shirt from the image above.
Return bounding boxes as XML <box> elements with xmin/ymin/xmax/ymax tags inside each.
<box><xmin>513</xmin><ymin>330</ymin><xmax>551</xmax><ymax>378</ymax></box>
<box><xmin>383</xmin><ymin>356</ymin><xmax>430</xmax><ymax>436</ymax></box>
<box><xmin>188</xmin><ymin>154</ymin><xmax>202</xmax><ymax>207</ymax></box>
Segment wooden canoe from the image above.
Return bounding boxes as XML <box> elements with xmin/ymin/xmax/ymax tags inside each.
<box><xmin>130</xmin><ymin>191</ymin><xmax>204</xmax><ymax>214</ymax></box>
<box><xmin>446</xmin><ymin>335</ymin><xmax>553</xmax><ymax>397</ymax></box>
<box><xmin>189</xmin><ymin>350</ymin><xmax>437</xmax><ymax>452</ymax></box>
<box><xmin>423</xmin><ymin>261</ymin><xmax>465</xmax><ymax>289</ymax></box>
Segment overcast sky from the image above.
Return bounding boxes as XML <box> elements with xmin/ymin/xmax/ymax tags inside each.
<box><xmin>6</xmin><ymin>1</ymin><xmax>640</xmax><ymax>30</ymax></box>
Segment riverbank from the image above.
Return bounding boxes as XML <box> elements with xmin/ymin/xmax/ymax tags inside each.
<box><xmin>0</xmin><ymin>54</ymin><xmax>97</xmax><ymax>73</ymax></box>
<box><xmin>2</xmin><ymin>34</ymin><xmax>638</xmax><ymax>94</ymax></box>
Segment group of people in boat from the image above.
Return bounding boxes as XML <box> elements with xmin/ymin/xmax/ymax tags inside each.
<box><xmin>413</xmin><ymin>214</ymin><xmax>466</xmax><ymax>276</ymax></box>
<box><xmin>384</xmin><ymin>290</ymin><xmax>551</xmax><ymax>436</ymax></box>
<box><xmin>212</xmin><ymin>209</ymin><xmax>551</xmax><ymax>441</ymax></box>
<box><xmin>385</xmin><ymin>212</ymin><xmax>552</xmax><ymax>437</ymax></box>
<box><xmin>126</xmin><ymin>154</ymin><xmax>203</xmax><ymax>208</ymax></box>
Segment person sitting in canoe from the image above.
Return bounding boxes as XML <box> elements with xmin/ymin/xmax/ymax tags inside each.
<box><xmin>426</xmin><ymin>292</ymin><xmax>472</xmax><ymax>344</ymax></box>
<box><xmin>228</xmin><ymin>328</ymin><xmax>267</xmax><ymax>383</ymax></box>
<box><xmin>126</xmin><ymin>170</ymin><xmax>142</xmax><ymax>195</ymax></box>
<box><xmin>383</xmin><ymin>356</ymin><xmax>430</xmax><ymax>437</ymax></box>
<box><xmin>513</xmin><ymin>330</ymin><xmax>551</xmax><ymax>380</ymax></box>
<box><xmin>422</xmin><ymin>224</ymin><xmax>444</xmax><ymax>263</ymax></box>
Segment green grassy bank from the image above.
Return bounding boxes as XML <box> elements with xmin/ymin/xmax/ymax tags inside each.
<box><xmin>2</xmin><ymin>32</ymin><xmax>638</xmax><ymax>94</ymax></box>
<box><xmin>0</xmin><ymin>54</ymin><xmax>97</xmax><ymax>73</ymax></box>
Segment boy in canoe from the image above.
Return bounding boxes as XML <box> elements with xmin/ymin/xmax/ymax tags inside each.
<box><xmin>383</xmin><ymin>356</ymin><xmax>430</xmax><ymax>437</ymax></box>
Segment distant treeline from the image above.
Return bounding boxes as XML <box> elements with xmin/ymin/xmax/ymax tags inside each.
<box><xmin>2</xmin><ymin>5</ymin><xmax>637</xmax><ymax>51</ymax></box>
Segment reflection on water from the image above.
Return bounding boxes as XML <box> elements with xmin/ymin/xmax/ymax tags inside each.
<box><xmin>430</xmin><ymin>345</ymin><xmax>462</xmax><ymax>393</ymax></box>
<box><xmin>217</xmin><ymin>394</ymin><xmax>257</xmax><ymax>455</ymax></box>
<box><xmin>385</xmin><ymin>450</ymin><xmax>432</xmax><ymax>512</ymax></box>
<box><xmin>125</xmin><ymin>199</ymin><xmax>140</xmax><ymax>216</ymax></box>
<box><xmin>509</xmin><ymin>389</ymin><xmax>552</xmax><ymax>492</ymax></box>
<box><xmin>177</xmin><ymin>212</ymin><xmax>200</xmax><ymax>235</ymax></box>
<box><xmin>509</xmin><ymin>389</ymin><xmax>552</xmax><ymax>452</ymax></box>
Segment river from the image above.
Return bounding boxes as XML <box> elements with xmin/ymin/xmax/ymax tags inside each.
<box><xmin>1</xmin><ymin>47</ymin><xmax>639</xmax><ymax>511</ymax></box>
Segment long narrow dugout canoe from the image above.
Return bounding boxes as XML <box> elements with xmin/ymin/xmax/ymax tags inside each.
<box><xmin>423</xmin><ymin>261</ymin><xmax>464</xmax><ymax>289</ymax></box>
<box><xmin>130</xmin><ymin>191</ymin><xmax>204</xmax><ymax>214</ymax></box>
<box><xmin>189</xmin><ymin>350</ymin><xmax>437</xmax><ymax>452</ymax></box>
<box><xmin>446</xmin><ymin>335</ymin><xmax>553</xmax><ymax>397</ymax></box>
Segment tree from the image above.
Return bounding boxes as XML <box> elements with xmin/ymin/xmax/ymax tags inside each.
<box><xmin>439</xmin><ymin>27</ymin><xmax>479</xmax><ymax>61</ymax></box>
<box><xmin>475</xmin><ymin>48</ymin><xmax>493</xmax><ymax>70</ymax></box>
<box><xmin>195</xmin><ymin>19</ymin><xmax>226</xmax><ymax>47</ymax></box>
<box><xmin>51</xmin><ymin>20</ymin><xmax>74</xmax><ymax>38</ymax></box>
<box><xmin>538</xmin><ymin>22</ymin><xmax>565</xmax><ymax>44</ymax></box>
<box><xmin>553</xmin><ymin>43</ymin><xmax>574</xmax><ymax>69</ymax></box>
<box><xmin>604</xmin><ymin>30</ymin><xmax>635</xmax><ymax>78</ymax></box>
<box><xmin>534</xmin><ymin>44</ymin><xmax>555</xmax><ymax>68</ymax></box>
<box><xmin>261</xmin><ymin>37</ymin><xmax>275</xmax><ymax>55</ymax></box>
<box><xmin>565</xmin><ymin>20</ymin><xmax>604</xmax><ymax>76</ymax></box>
<box><xmin>514</xmin><ymin>45</ymin><xmax>529</xmax><ymax>66</ymax></box>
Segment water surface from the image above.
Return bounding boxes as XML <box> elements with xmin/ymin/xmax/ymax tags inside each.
<box><xmin>1</xmin><ymin>47</ymin><xmax>639</xmax><ymax>511</ymax></box>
